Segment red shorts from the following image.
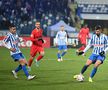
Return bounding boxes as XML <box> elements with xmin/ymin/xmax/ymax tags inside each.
<box><xmin>30</xmin><ymin>45</ymin><xmax>44</xmax><ymax>57</ymax></box>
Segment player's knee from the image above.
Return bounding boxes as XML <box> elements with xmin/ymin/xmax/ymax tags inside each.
<box><xmin>19</xmin><ymin>59</ymin><xmax>27</xmax><ymax>65</ymax></box>
<box><xmin>85</xmin><ymin>64</ymin><xmax>89</xmax><ymax>67</ymax></box>
<box><xmin>94</xmin><ymin>64</ymin><xmax>101</xmax><ymax>68</ymax></box>
<box><xmin>58</xmin><ymin>51</ymin><xmax>60</xmax><ymax>53</ymax></box>
<box><xmin>64</xmin><ymin>50</ymin><xmax>67</xmax><ymax>52</ymax></box>
<box><xmin>40</xmin><ymin>52</ymin><xmax>45</xmax><ymax>56</ymax></box>
<box><xmin>30</xmin><ymin>56</ymin><xmax>34</xmax><ymax>60</ymax></box>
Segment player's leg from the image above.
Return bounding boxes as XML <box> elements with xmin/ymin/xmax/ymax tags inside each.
<box><xmin>57</xmin><ymin>50</ymin><xmax>61</xmax><ymax>61</ymax></box>
<box><xmin>35</xmin><ymin>47</ymin><xmax>44</xmax><ymax>66</ymax></box>
<box><xmin>74</xmin><ymin>54</ymin><xmax>95</xmax><ymax>79</ymax></box>
<box><xmin>80</xmin><ymin>59</ymin><xmax>92</xmax><ymax>75</ymax></box>
<box><xmin>80</xmin><ymin>54</ymin><xmax>97</xmax><ymax>75</ymax></box>
<box><xmin>61</xmin><ymin>45</ymin><xmax>67</xmax><ymax>61</ymax></box>
<box><xmin>11</xmin><ymin>53</ymin><xmax>23</xmax><ymax>78</ymax></box>
<box><xmin>89</xmin><ymin>55</ymin><xmax>105</xmax><ymax>82</ymax></box>
<box><xmin>14</xmin><ymin>64</ymin><xmax>22</xmax><ymax>72</ymax></box>
<box><xmin>28</xmin><ymin>56</ymin><xmax>35</xmax><ymax>71</ymax></box>
<box><xmin>28</xmin><ymin>46</ymin><xmax>37</xmax><ymax>68</ymax></box>
<box><xmin>19</xmin><ymin>59</ymin><xmax>35</xmax><ymax>80</ymax></box>
<box><xmin>77</xmin><ymin>39</ymin><xmax>86</xmax><ymax>55</ymax></box>
<box><xmin>89</xmin><ymin>60</ymin><xmax>102</xmax><ymax>82</ymax></box>
<box><xmin>57</xmin><ymin>45</ymin><xmax>62</xmax><ymax>61</ymax></box>
<box><xmin>36</xmin><ymin>51</ymin><xmax>44</xmax><ymax>62</ymax></box>
<box><xmin>74</xmin><ymin>59</ymin><xmax>92</xmax><ymax>79</ymax></box>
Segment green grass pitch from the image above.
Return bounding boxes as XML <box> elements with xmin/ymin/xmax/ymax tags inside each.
<box><xmin>0</xmin><ymin>47</ymin><xmax>108</xmax><ymax>90</ymax></box>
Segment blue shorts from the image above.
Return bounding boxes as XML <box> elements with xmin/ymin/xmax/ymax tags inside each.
<box><xmin>58</xmin><ymin>45</ymin><xmax>67</xmax><ymax>50</ymax></box>
<box><xmin>11</xmin><ymin>53</ymin><xmax>25</xmax><ymax>61</ymax></box>
<box><xmin>89</xmin><ymin>54</ymin><xmax>105</xmax><ymax>64</ymax></box>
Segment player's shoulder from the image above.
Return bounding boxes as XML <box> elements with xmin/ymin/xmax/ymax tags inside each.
<box><xmin>102</xmin><ymin>33</ymin><xmax>107</xmax><ymax>36</ymax></box>
<box><xmin>91</xmin><ymin>33</ymin><xmax>95</xmax><ymax>37</ymax></box>
<box><xmin>6</xmin><ymin>32</ymin><xmax>12</xmax><ymax>37</ymax></box>
<box><xmin>4</xmin><ymin>32</ymin><xmax>11</xmax><ymax>39</ymax></box>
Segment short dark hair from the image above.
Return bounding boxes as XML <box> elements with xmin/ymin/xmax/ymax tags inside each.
<box><xmin>95</xmin><ymin>25</ymin><xmax>102</xmax><ymax>30</ymax></box>
<box><xmin>8</xmin><ymin>24</ymin><xmax>15</xmax><ymax>29</ymax></box>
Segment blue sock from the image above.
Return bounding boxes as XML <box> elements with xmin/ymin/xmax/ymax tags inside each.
<box><xmin>22</xmin><ymin>65</ymin><xmax>29</xmax><ymax>77</ymax></box>
<box><xmin>15</xmin><ymin>65</ymin><xmax>22</xmax><ymax>72</ymax></box>
<box><xmin>81</xmin><ymin>65</ymin><xmax>89</xmax><ymax>74</ymax></box>
<box><xmin>90</xmin><ymin>67</ymin><xmax>97</xmax><ymax>78</ymax></box>
<box><xmin>61</xmin><ymin>51</ymin><xmax>66</xmax><ymax>57</ymax></box>
<box><xmin>57</xmin><ymin>53</ymin><xmax>61</xmax><ymax>59</ymax></box>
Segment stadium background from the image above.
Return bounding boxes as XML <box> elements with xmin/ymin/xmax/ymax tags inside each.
<box><xmin>0</xmin><ymin>0</ymin><xmax>108</xmax><ymax>48</ymax></box>
<box><xmin>0</xmin><ymin>0</ymin><xmax>108</xmax><ymax>90</ymax></box>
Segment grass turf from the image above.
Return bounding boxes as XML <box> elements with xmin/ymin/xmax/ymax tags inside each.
<box><xmin>0</xmin><ymin>47</ymin><xmax>108</xmax><ymax>90</ymax></box>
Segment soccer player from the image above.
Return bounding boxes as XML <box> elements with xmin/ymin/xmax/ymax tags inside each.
<box><xmin>77</xmin><ymin>24</ymin><xmax>90</xmax><ymax>55</ymax></box>
<box><xmin>2</xmin><ymin>24</ymin><xmax>35</xmax><ymax>80</ymax></box>
<box><xmin>74</xmin><ymin>25</ymin><xmax>108</xmax><ymax>82</ymax></box>
<box><xmin>55</xmin><ymin>25</ymin><xmax>68</xmax><ymax>62</ymax></box>
<box><xmin>28</xmin><ymin>21</ymin><xmax>45</xmax><ymax>70</ymax></box>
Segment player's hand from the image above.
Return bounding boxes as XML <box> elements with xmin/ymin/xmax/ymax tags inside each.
<box><xmin>99</xmin><ymin>51</ymin><xmax>105</xmax><ymax>57</ymax></box>
<box><xmin>10</xmin><ymin>48</ymin><xmax>16</xmax><ymax>52</ymax></box>
<box><xmin>66</xmin><ymin>42</ymin><xmax>68</xmax><ymax>45</ymax></box>
<box><xmin>77</xmin><ymin>51</ymin><xmax>84</xmax><ymax>56</ymax></box>
<box><xmin>43</xmin><ymin>40</ymin><xmax>46</xmax><ymax>43</ymax></box>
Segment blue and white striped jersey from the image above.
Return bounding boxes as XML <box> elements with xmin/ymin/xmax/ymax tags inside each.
<box><xmin>55</xmin><ymin>31</ymin><xmax>67</xmax><ymax>45</ymax></box>
<box><xmin>3</xmin><ymin>32</ymin><xmax>21</xmax><ymax>55</ymax></box>
<box><xmin>84</xmin><ymin>33</ymin><xmax>108</xmax><ymax>55</ymax></box>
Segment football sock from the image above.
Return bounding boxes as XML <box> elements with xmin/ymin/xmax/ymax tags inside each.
<box><xmin>61</xmin><ymin>51</ymin><xmax>66</xmax><ymax>57</ymax></box>
<box><xmin>15</xmin><ymin>64</ymin><xmax>22</xmax><ymax>72</ymax></box>
<box><xmin>81</xmin><ymin>65</ymin><xmax>89</xmax><ymax>74</ymax></box>
<box><xmin>22</xmin><ymin>65</ymin><xmax>29</xmax><ymax>77</ymax></box>
<box><xmin>28</xmin><ymin>58</ymin><xmax>33</xmax><ymax>67</ymax></box>
<box><xmin>90</xmin><ymin>67</ymin><xmax>97</xmax><ymax>78</ymax></box>
<box><xmin>37</xmin><ymin>55</ymin><xmax>43</xmax><ymax>61</ymax></box>
<box><xmin>57</xmin><ymin>53</ymin><xmax>61</xmax><ymax>59</ymax></box>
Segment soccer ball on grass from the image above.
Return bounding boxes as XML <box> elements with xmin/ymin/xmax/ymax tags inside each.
<box><xmin>76</xmin><ymin>75</ymin><xmax>84</xmax><ymax>82</ymax></box>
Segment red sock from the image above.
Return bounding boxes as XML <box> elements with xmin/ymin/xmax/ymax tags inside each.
<box><xmin>79</xmin><ymin>45</ymin><xmax>85</xmax><ymax>51</ymax></box>
<box><xmin>36</xmin><ymin>55</ymin><xmax>43</xmax><ymax>61</ymax></box>
<box><xmin>28</xmin><ymin>58</ymin><xmax>33</xmax><ymax>67</ymax></box>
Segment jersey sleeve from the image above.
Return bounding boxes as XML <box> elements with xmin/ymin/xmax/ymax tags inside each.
<box><xmin>2</xmin><ymin>34</ymin><xmax>11</xmax><ymax>49</ymax></box>
<box><xmin>87</xmin><ymin>29</ymin><xmax>90</xmax><ymax>38</ymax></box>
<box><xmin>3</xmin><ymin>34</ymin><xmax>10</xmax><ymax>43</ymax></box>
<box><xmin>30</xmin><ymin>30</ymin><xmax>38</xmax><ymax>42</ymax></box>
<box><xmin>65</xmin><ymin>32</ymin><xmax>68</xmax><ymax>43</ymax></box>
<box><xmin>78</xmin><ymin>29</ymin><xmax>83</xmax><ymax>39</ymax></box>
<box><xmin>83</xmin><ymin>35</ymin><xmax>93</xmax><ymax>52</ymax></box>
<box><xmin>55</xmin><ymin>32</ymin><xmax>59</xmax><ymax>43</ymax></box>
<box><xmin>104</xmin><ymin>35</ymin><xmax>108</xmax><ymax>52</ymax></box>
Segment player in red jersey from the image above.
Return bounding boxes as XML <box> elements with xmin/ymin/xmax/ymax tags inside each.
<box><xmin>28</xmin><ymin>21</ymin><xmax>45</xmax><ymax>70</ymax></box>
<box><xmin>77</xmin><ymin>24</ymin><xmax>90</xmax><ymax>55</ymax></box>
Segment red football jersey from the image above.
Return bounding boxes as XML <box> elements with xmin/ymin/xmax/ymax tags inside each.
<box><xmin>30</xmin><ymin>28</ymin><xmax>43</xmax><ymax>46</ymax></box>
<box><xmin>78</xmin><ymin>27</ymin><xmax>90</xmax><ymax>39</ymax></box>
<box><xmin>78</xmin><ymin>27</ymin><xmax>90</xmax><ymax>45</ymax></box>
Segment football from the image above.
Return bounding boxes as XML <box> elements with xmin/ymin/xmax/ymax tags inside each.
<box><xmin>76</xmin><ymin>75</ymin><xmax>84</xmax><ymax>82</ymax></box>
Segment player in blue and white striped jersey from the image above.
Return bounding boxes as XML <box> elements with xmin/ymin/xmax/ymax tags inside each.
<box><xmin>74</xmin><ymin>25</ymin><xmax>108</xmax><ymax>82</ymax></box>
<box><xmin>55</xmin><ymin>25</ymin><xmax>68</xmax><ymax>62</ymax></box>
<box><xmin>2</xmin><ymin>24</ymin><xmax>35</xmax><ymax>80</ymax></box>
